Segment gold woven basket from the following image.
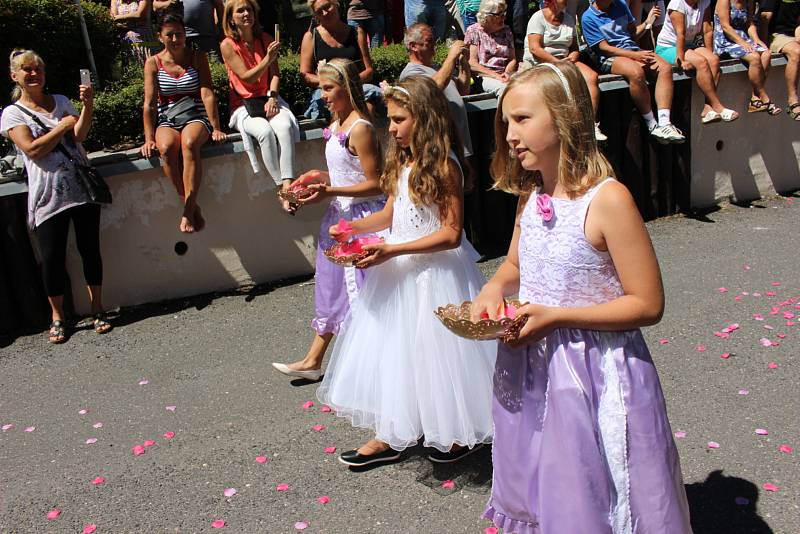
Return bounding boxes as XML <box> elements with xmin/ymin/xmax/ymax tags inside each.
<box><xmin>277</xmin><ymin>186</ymin><xmax>315</xmax><ymax>205</ymax></box>
<box><xmin>434</xmin><ymin>300</ymin><xmax>527</xmax><ymax>341</ymax></box>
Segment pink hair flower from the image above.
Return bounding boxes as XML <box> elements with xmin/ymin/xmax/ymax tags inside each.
<box><xmin>536</xmin><ymin>194</ymin><xmax>554</xmax><ymax>222</ymax></box>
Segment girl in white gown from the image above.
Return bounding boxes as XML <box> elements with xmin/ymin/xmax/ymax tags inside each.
<box><xmin>316</xmin><ymin>75</ymin><xmax>496</xmax><ymax>467</ymax></box>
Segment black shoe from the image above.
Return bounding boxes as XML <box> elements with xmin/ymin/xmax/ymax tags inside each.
<box><xmin>338</xmin><ymin>447</ymin><xmax>401</xmax><ymax>467</ymax></box>
<box><xmin>427</xmin><ymin>443</ymin><xmax>485</xmax><ymax>464</ymax></box>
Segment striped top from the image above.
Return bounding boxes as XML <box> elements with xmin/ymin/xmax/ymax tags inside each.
<box><xmin>155</xmin><ymin>52</ymin><xmax>204</xmax><ymax>117</ymax></box>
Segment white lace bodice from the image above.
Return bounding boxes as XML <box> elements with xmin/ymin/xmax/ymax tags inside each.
<box><xmin>387</xmin><ymin>165</ymin><xmax>443</xmax><ymax>244</ymax></box>
<box><xmin>518</xmin><ymin>179</ymin><xmax>624</xmax><ymax>307</ymax></box>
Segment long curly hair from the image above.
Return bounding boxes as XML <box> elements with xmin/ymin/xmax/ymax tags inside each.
<box><xmin>381</xmin><ymin>76</ymin><xmax>465</xmax><ymax>218</ymax></box>
<box><xmin>491</xmin><ymin>60</ymin><xmax>615</xmax><ymax>196</ymax></box>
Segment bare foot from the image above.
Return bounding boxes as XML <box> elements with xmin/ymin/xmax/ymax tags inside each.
<box><xmin>286</xmin><ymin>361</ymin><xmax>322</xmax><ymax>372</ymax></box>
<box><xmin>357</xmin><ymin>439</ymin><xmax>390</xmax><ymax>455</ymax></box>
<box><xmin>180</xmin><ymin>216</ymin><xmax>195</xmax><ymax>233</ymax></box>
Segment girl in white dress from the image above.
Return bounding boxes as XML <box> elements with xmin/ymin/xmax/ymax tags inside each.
<box><xmin>317</xmin><ymin>75</ymin><xmax>496</xmax><ymax>467</ymax></box>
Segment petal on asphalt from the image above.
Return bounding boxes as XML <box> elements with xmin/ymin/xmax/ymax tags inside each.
<box><xmin>2</xmin><ymin>424</ymin><xmax>13</xmax><ymax>431</ymax></box>
<box><xmin>659</xmin><ymin>339</ymin><xmax>669</xmax><ymax>345</ymax></box>
<box><xmin>321</xmin><ymin>405</ymin><xmax>332</xmax><ymax>413</ymax></box>
<box><xmin>778</xmin><ymin>444</ymin><xmax>793</xmax><ymax>454</ymax></box>
<box><xmin>24</xmin><ymin>426</ymin><xmax>35</xmax><ymax>432</ymax></box>
<box><xmin>755</xmin><ymin>429</ymin><xmax>769</xmax><ymax>435</ymax></box>
<box><xmin>312</xmin><ymin>425</ymin><xmax>326</xmax><ymax>432</ymax></box>
<box><xmin>46</xmin><ymin>509</ymin><xmax>61</xmax><ymax>520</ymax></box>
<box><xmin>762</xmin><ymin>483</ymin><xmax>779</xmax><ymax>492</ymax></box>
<box><xmin>93</xmin><ymin>422</ymin><xmax>103</xmax><ymax>429</ymax></box>
<box><xmin>324</xmin><ymin>447</ymin><xmax>337</xmax><ymax>454</ymax></box>
<box><xmin>165</xmin><ymin>406</ymin><xmax>176</xmax><ymax>412</ymax></box>
<box><xmin>85</xmin><ymin>438</ymin><xmax>97</xmax><ymax>445</ymax></box>
<box><xmin>163</xmin><ymin>431</ymin><xmax>175</xmax><ymax>439</ymax></box>
<box><xmin>696</xmin><ymin>345</ymin><xmax>706</xmax><ymax>352</ymax></box>
<box><xmin>738</xmin><ymin>389</ymin><xmax>750</xmax><ymax>395</ymax></box>
<box><xmin>91</xmin><ymin>477</ymin><xmax>105</xmax><ymax>485</ymax></box>
<box><xmin>82</xmin><ymin>524</ymin><xmax>97</xmax><ymax>534</ymax></box>
<box><xmin>302</xmin><ymin>401</ymin><xmax>314</xmax><ymax>409</ymax></box>
<box><xmin>707</xmin><ymin>441</ymin><xmax>720</xmax><ymax>449</ymax></box>
<box><xmin>317</xmin><ymin>496</ymin><xmax>330</xmax><ymax>504</ymax></box>
<box><xmin>294</xmin><ymin>521</ymin><xmax>309</xmax><ymax>530</ymax></box>
<box><xmin>768</xmin><ymin>362</ymin><xmax>779</xmax><ymax>369</ymax></box>
<box><xmin>138</xmin><ymin>379</ymin><xmax>149</xmax><ymax>385</ymax></box>
<box><xmin>211</xmin><ymin>519</ymin><xmax>226</xmax><ymax>528</ymax></box>
<box><xmin>255</xmin><ymin>456</ymin><xmax>268</xmax><ymax>463</ymax></box>
<box><xmin>132</xmin><ymin>445</ymin><xmax>146</xmax><ymax>456</ymax></box>
<box><xmin>441</xmin><ymin>480</ymin><xmax>455</xmax><ymax>489</ymax></box>
<box><xmin>674</xmin><ymin>431</ymin><xmax>686</xmax><ymax>438</ymax></box>
<box><xmin>143</xmin><ymin>440</ymin><xmax>156</xmax><ymax>447</ymax></box>
<box><xmin>276</xmin><ymin>484</ymin><xmax>290</xmax><ymax>491</ymax></box>
<box><xmin>224</xmin><ymin>488</ymin><xmax>237</xmax><ymax>498</ymax></box>
<box><xmin>717</xmin><ymin>287</ymin><xmax>728</xmax><ymax>293</ymax></box>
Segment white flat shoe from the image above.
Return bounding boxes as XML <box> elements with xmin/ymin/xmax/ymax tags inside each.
<box><xmin>272</xmin><ymin>362</ymin><xmax>323</xmax><ymax>381</ymax></box>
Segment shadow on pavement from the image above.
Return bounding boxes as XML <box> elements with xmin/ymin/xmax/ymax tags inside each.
<box><xmin>686</xmin><ymin>470</ymin><xmax>774</xmax><ymax>534</ymax></box>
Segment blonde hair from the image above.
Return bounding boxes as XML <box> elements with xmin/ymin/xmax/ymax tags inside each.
<box><xmin>8</xmin><ymin>49</ymin><xmax>45</xmax><ymax>102</ymax></box>
<box><xmin>476</xmin><ymin>0</ymin><xmax>507</xmax><ymax>25</ymax></box>
<box><xmin>382</xmin><ymin>76</ymin><xmax>466</xmax><ymax>219</ymax></box>
<box><xmin>222</xmin><ymin>0</ymin><xmax>263</xmax><ymax>41</ymax></box>
<box><xmin>491</xmin><ymin>60</ymin><xmax>615</xmax><ymax>196</ymax></box>
<box><xmin>317</xmin><ymin>58</ymin><xmax>370</xmax><ymax>122</ymax></box>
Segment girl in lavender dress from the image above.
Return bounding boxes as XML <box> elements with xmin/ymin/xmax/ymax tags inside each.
<box><xmin>472</xmin><ymin>61</ymin><xmax>692</xmax><ymax>533</ymax></box>
<box><xmin>272</xmin><ymin>59</ymin><xmax>385</xmax><ymax>382</ymax></box>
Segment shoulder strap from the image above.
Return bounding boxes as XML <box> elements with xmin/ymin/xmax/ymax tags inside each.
<box><xmin>13</xmin><ymin>103</ymin><xmax>76</xmax><ymax>162</ymax></box>
<box><xmin>345</xmin><ymin>118</ymin><xmax>372</xmax><ymax>135</ymax></box>
<box><xmin>580</xmin><ymin>178</ymin><xmax>615</xmax><ymax>226</ymax></box>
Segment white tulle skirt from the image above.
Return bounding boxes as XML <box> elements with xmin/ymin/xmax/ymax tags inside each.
<box><xmin>316</xmin><ymin>241</ymin><xmax>497</xmax><ymax>452</ymax></box>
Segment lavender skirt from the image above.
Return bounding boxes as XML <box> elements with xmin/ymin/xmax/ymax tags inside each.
<box><xmin>311</xmin><ymin>197</ymin><xmax>386</xmax><ymax>335</ymax></box>
<box><xmin>484</xmin><ymin>328</ymin><xmax>692</xmax><ymax>534</ymax></box>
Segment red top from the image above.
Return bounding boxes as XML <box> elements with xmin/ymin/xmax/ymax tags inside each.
<box><xmin>223</xmin><ymin>34</ymin><xmax>273</xmax><ymax>111</ymax></box>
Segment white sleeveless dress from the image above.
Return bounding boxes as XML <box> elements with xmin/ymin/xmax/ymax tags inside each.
<box><xmin>316</xmin><ymin>156</ymin><xmax>496</xmax><ymax>452</ymax></box>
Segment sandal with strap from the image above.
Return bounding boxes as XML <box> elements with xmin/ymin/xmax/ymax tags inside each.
<box><xmin>787</xmin><ymin>102</ymin><xmax>800</xmax><ymax>121</ymax></box>
<box><xmin>748</xmin><ymin>98</ymin><xmax>768</xmax><ymax>113</ymax></box>
<box><xmin>766</xmin><ymin>101</ymin><xmax>782</xmax><ymax>115</ymax></box>
<box><xmin>48</xmin><ymin>320</ymin><xmax>67</xmax><ymax>344</ymax></box>
<box><xmin>93</xmin><ymin>312</ymin><xmax>112</xmax><ymax>334</ymax></box>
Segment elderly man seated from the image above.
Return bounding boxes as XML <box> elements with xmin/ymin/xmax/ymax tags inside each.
<box><xmin>399</xmin><ymin>22</ymin><xmax>474</xmax><ymax>158</ymax></box>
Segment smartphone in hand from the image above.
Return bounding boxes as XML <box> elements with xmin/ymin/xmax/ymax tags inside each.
<box><xmin>274</xmin><ymin>23</ymin><xmax>280</xmax><ymax>43</ymax></box>
<box><xmin>80</xmin><ymin>69</ymin><xmax>92</xmax><ymax>87</ymax></box>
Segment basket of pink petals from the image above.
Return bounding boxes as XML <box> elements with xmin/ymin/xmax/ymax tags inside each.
<box><xmin>324</xmin><ymin>230</ymin><xmax>385</xmax><ymax>267</ymax></box>
<box><xmin>278</xmin><ymin>182</ymin><xmax>315</xmax><ymax>205</ymax></box>
<box><xmin>434</xmin><ymin>300</ymin><xmax>528</xmax><ymax>341</ymax></box>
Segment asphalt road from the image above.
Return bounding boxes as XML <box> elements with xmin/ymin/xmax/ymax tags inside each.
<box><xmin>1</xmin><ymin>196</ymin><xmax>798</xmax><ymax>533</ymax></box>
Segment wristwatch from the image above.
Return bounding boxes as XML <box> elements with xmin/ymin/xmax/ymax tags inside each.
<box><xmin>267</xmin><ymin>90</ymin><xmax>279</xmax><ymax>99</ymax></box>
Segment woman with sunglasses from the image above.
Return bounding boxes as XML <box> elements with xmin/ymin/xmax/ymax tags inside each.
<box><xmin>465</xmin><ymin>0</ymin><xmax>518</xmax><ymax>96</ymax></box>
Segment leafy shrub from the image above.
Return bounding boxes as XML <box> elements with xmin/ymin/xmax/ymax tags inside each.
<box><xmin>0</xmin><ymin>0</ymin><xmax>122</xmax><ymax>106</ymax></box>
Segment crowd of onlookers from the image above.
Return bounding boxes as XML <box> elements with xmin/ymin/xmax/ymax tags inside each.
<box><xmin>3</xmin><ymin>0</ymin><xmax>800</xmax><ymax>343</ymax></box>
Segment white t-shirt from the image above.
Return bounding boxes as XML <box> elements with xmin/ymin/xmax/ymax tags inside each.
<box><xmin>523</xmin><ymin>10</ymin><xmax>576</xmax><ymax>65</ymax></box>
<box><xmin>656</xmin><ymin>0</ymin><xmax>710</xmax><ymax>48</ymax></box>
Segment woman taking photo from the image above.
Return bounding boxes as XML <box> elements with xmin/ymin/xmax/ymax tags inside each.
<box><xmin>299</xmin><ymin>0</ymin><xmax>383</xmax><ymax>119</ymax></box>
<box><xmin>1</xmin><ymin>49</ymin><xmax>111</xmax><ymax>343</ymax></box>
<box><xmin>221</xmin><ymin>0</ymin><xmax>300</xmax><ymax>209</ymax></box>
<box><xmin>141</xmin><ymin>14</ymin><xmax>226</xmax><ymax>234</ymax></box>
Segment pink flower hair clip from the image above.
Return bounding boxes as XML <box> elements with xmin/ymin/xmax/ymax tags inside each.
<box><xmin>536</xmin><ymin>193</ymin><xmax>554</xmax><ymax>223</ymax></box>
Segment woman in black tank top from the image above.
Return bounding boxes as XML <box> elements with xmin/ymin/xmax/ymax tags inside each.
<box><xmin>300</xmin><ymin>0</ymin><xmax>383</xmax><ymax>119</ymax></box>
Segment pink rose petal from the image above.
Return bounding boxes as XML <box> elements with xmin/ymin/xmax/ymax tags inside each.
<box><xmin>753</xmin><ymin>313</ymin><xmax>764</xmax><ymax>320</ymax></box>
<box><xmin>778</xmin><ymin>444</ymin><xmax>793</xmax><ymax>454</ymax></box>
<box><xmin>143</xmin><ymin>440</ymin><xmax>156</xmax><ymax>447</ymax></box>
<box><xmin>92</xmin><ymin>422</ymin><xmax>103</xmax><ymax>429</ymax></box>
<box><xmin>312</xmin><ymin>424</ymin><xmax>326</xmax><ymax>432</ymax></box>
<box><xmin>713</xmin><ymin>331</ymin><xmax>729</xmax><ymax>339</ymax></box>
<box><xmin>707</xmin><ymin>441</ymin><xmax>720</xmax><ymax>449</ymax></box>
<box><xmin>753</xmin><ymin>292</ymin><xmax>761</xmax><ymax>297</ymax></box>
<box><xmin>78</xmin><ymin>409</ymin><xmax>88</xmax><ymax>415</ymax></box>
<box><xmin>762</xmin><ymin>483</ymin><xmax>779</xmax><ymax>492</ymax></box>
<box><xmin>91</xmin><ymin>476</ymin><xmax>105</xmax><ymax>486</ymax></box>
<box><xmin>738</xmin><ymin>389</ymin><xmax>750</xmax><ymax>395</ymax></box>
<box><xmin>83</xmin><ymin>524</ymin><xmax>97</xmax><ymax>534</ymax></box>
<box><xmin>324</xmin><ymin>446</ymin><xmax>337</xmax><ymax>454</ymax></box>
<box><xmin>132</xmin><ymin>445</ymin><xmax>146</xmax><ymax>456</ymax></box>
<box><xmin>734</xmin><ymin>296</ymin><xmax>743</xmax><ymax>301</ymax></box>
<box><xmin>743</xmin><ymin>264</ymin><xmax>751</xmax><ymax>271</ymax></box>
<box><xmin>674</xmin><ymin>431</ymin><xmax>686</xmax><ymax>438</ymax></box>
<box><xmin>24</xmin><ymin>426</ymin><xmax>35</xmax><ymax>433</ymax></box>
<box><xmin>46</xmin><ymin>509</ymin><xmax>61</xmax><ymax>520</ymax></box>
<box><xmin>1</xmin><ymin>424</ymin><xmax>13</xmax><ymax>431</ymax></box>
<box><xmin>276</xmin><ymin>483</ymin><xmax>290</xmax><ymax>491</ymax></box>
<box><xmin>718</xmin><ymin>287</ymin><xmax>728</xmax><ymax>293</ymax></box>
<box><xmin>255</xmin><ymin>456</ymin><xmax>268</xmax><ymax>464</ymax></box>
<box><xmin>788</xmin><ymin>321</ymin><xmax>796</xmax><ymax>327</ymax></box>
<box><xmin>441</xmin><ymin>480</ymin><xmax>455</xmax><ymax>489</ymax></box>
<box><xmin>223</xmin><ymin>488</ymin><xmax>237</xmax><ymax>498</ymax></box>
<box><xmin>768</xmin><ymin>362</ymin><xmax>779</xmax><ymax>369</ymax></box>
<box><xmin>696</xmin><ymin>344</ymin><xmax>707</xmax><ymax>352</ymax></box>
<box><xmin>771</xmin><ymin>281</ymin><xmax>780</xmax><ymax>286</ymax></box>
<box><xmin>766</xmin><ymin>291</ymin><xmax>777</xmax><ymax>297</ymax></box>
<box><xmin>659</xmin><ymin>338</ymin><xmax>669</xmax><ymax>345</ymax></box>
<box><xmin>317</xmin><ymin>496</ymin><xmax>330</xmax><ymax>504</ymax></box>
<box><xmin>301</xmin><ymin>401</ymin><xmax>314</xmax><ymax>410</ymax></box>
<box><xmin>759</xmin><ymin>337</ymin><xmax>773</xmax><ymax>347</ymax></box>
<box><xmin>485</xmin><ymin>528</ymin><xmax>499</xmax><ymax>534</ymax></box>
<box><xmin>320</xmin><ymin>405</ymin><xmax>332</xmax><ymax>413</ymax></box>
<box><xmin>85</xmin><ymin>437</ymin><xmax>97</xmax><ymax>445</ymax></box>
<box><xmin>720</xmin><ymin>353</ymin><xmax>731</xmax><ymax>359</ymax></box>
<box><xmin>165</xmin><ymin>405</ymin><xmax>176</xmax><ymax>412</ymax></box>
<box><xmin>755</xmin><ymin>428</ymin><xmax>769</xmax><ymax>435</ymax></box>
<box><xmin>138</xmin><ymin>379</ymin><xmax>149</xmax><ymax>386</ymax></box>
<box><xmin>763</xmin><ymin>325</ymin><xmax>774</xmax><ymax>330</ymax></box>
<box><xmin>294</xmin><ymin>521</ymin><xmax>309</xmax><ymax>530</ymax></box>
<box><xmin>163</xmin><ymin>431</ymin><xmax>175</xmax><ymax>439</ymax></box>
<box><xmin>777</xmin><ymin>333</ymin><xmax>786</xmax><ymax>339</ymax></box>
<box><xmin>211</xmin><ymin>519</ymin><xmax>226</xmax><ymax>529</ymax></box>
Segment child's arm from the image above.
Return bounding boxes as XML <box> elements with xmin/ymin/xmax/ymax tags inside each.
<box><xmin>355</xmin><ymin>159</ymin><xmax>464</xmax><ymax>267</ymax></box>
<box><xmin>330</xmin><ymin>195</ymin><xmax>395</xmax><ymax>240</ymax></box>
<box><xmin>470</xmin><ymin>196</ymin><xmax>528</xmax><ymax>320</ymax></box>
<box><xmin>510</xmin><ymin>181</ymin><xmax>664</xmax><ymax>345</ymax></box>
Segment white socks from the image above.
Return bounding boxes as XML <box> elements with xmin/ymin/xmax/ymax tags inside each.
<box><xmin>642</xmin><ymin>111</ymin><xmax>657</xmax><ymax>130</ymax></box>
<box><xmin>657</xmin><ymin>109</ymin><xmax>671</xmax><ymax>127</ymax></box>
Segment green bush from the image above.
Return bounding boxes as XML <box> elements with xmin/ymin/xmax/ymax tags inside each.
<box><xmin>0</xmin><ymin>0</ymin><xmax>122</xmax><ymax>106</ymax></box>
<box><xmin>79</xmin><ymin>43</ymin><xmax>449</xmax><ymax>151</ymax></box>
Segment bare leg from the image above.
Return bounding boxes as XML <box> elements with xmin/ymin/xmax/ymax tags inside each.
<box><xmin>155</xmin><ymin>127</ymin><xmax>184</xmax><ymax>197</ymax></box>
<box><xmin>685</xmin><ymin>49</ymin><xmax>725</xmax><ymax>113</ymax></box>
<box><xmin>179</xmin><ymin>123</ymin><xmax>210</xmax><ymax>233</ymax></box>
<box><xmin>287</xmin><ymin>332</ymin><xmax>334</xmax><ymax>371</ymax></box>
<box><xmin>357</xmin><ymin>438</ymin><xmax>391</xmax><ymax>455</ymax></box>
<box><xmin>610</xmin><ymin>57</ymin><xmax>652</xmax><ymax>115</ymax></box>
<box><xmin>651</xmin><ymin>55</ymin><xmax>675</xmax><ymax>111</ymax></box>
<box><xmin>782</xmin><ymin>41</ymin><xmax>800</xmax><ymax>104</ymax></box>
<box><xmin>743</xmin><ymin>52</ymin><xmax>769</xmax><ymax>101</ymax></box>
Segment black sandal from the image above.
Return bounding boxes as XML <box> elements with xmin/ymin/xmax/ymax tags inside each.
<box><xmin>93</xmin><ymin>312</ymin><xmax>112</xmax><ymax>334</ymax></box>
<box><xmin>788</xmin><ymin>103</ymin><xmax>800</xmax><ymax>121</ymax></box>
<box><xmin>48</xmin><ymin>320</ymin><xmax>67</xmax><ymax>344</ymax></box>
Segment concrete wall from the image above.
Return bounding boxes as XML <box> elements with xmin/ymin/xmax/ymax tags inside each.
<box><xmin>690</xmin><ymin>57</ymin><xmax>800</xmax><ymax>208</ymax></box>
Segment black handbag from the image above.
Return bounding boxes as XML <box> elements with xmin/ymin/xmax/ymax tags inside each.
<box><xmin>162</xmin><ymin>95</ymin><xmax>205</xmax><ymax>128</ymax></box>
<box><xmin>243</xmin><ymin>96</ymin><xmax>269</xmax><ymax>119</ymax></box>
<box><xmin>13</xmin><ymin>103</ymin><xmax>112</xmax><ymax>204</ymax></box>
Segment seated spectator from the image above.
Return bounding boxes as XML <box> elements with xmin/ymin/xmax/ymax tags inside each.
<box><xmin>714</xmin><ymin>0</ymin><xmax>781</xmax><ymax>114</ymax></box>
<box><xmin>762</xmin><ymin>0</ymin><xmax>800</xmax><ymax>119</ymax></box>
<box><xmin>524</xmin><ymin>0</ymin><xmax>607</xmax><ymax>140</ymax></box>
<box><xmin>457</xmin><ymin>0</ymin><xmax>481</xmax><ymax>28</ymax></box>
<box><xmin>405</xmin><ymin>0</ymin><xmax>449</xmax><ymax>40</ymax></box>
<box><xmin>1</xmin><ymin>49</ymin><xmax>112</xmax><ymax>343</ymax></box>
<box><xmin>347</xmin><ymin>0</ymin><xmax>386</xmax><ymax>48</ymax></box>
<box><xmin>300</xmin><ymin>0</ymin><xmax>383</xmax><ymax>119</ymax></box>
<box><xmin>581</xmin><ymin>0</ymin><xmax>686</xmax><ymax>143</ymax></box>
<box><xmin>110</xmin><ymin>0</ymin><xmax>157</xmax><ymax>65</ymax></box>
<box><xmin>154</xmin><ymin>0</ymin><xmax>224</xmax><ymax>60</ymax></box>
<box><xmin>466</xmin><ymin>0</ymin><xmax>518</xmax><ymax>96</ymax></box>
<box><xmin>400</xmin><ymin>22</ymin><xmax>474</xmax><ymax>157</ymax></box>
<box><xmin>221</xmin><ymin>0</ymin><xmax>300</xmax><ymax>210</ymax></box>
<box><xmin>140</xmin><ymin>14</ymin><xmax>226</xmax><ymax>233</ymax></box>
<box><xmin>656</xmin><ymin>0</ymin><xmax>739</xmax><ymax>122</ymax></box>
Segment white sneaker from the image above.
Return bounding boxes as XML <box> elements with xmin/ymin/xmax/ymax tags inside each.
<box><xmin>594</xmin><ymin>123</ymin><xmax>608</xmax><ymax>142</ymax></box>
<box><xmin>649</xmin><ymin>123</ymin><xmax>685</xmax><ymax>144</ymax></box>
